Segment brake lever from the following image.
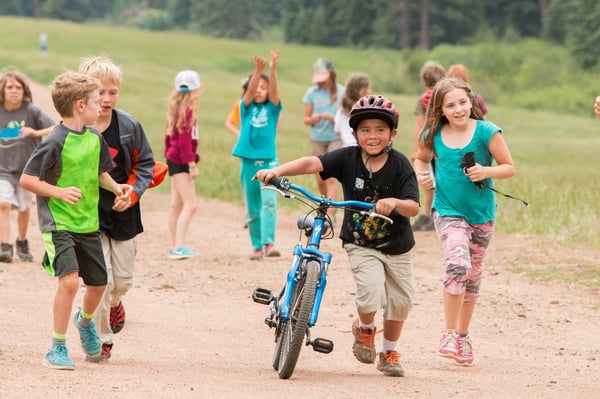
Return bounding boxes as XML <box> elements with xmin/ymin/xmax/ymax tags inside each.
<box><xmin>360</xmin><ymin>210</ymin><xmax>393</xmax><ymax>224</ymax></box>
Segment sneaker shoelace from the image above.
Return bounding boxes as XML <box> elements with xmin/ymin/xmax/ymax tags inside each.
<box><xmin>357</xmin><ymin>327</ymin><xmax>375</xmax><ymax>348</ymax></box>
<box><xmin>384</xmin><ymin>351</ymin><xmax>399</xmax><ymax>365</ymax></box>
<box><xmin>458</xmin><ymin>336</ymin><xmax>472</xmax><ymax>356</ymax></box>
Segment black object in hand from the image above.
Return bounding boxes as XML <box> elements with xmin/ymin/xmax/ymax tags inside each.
<box><xmin>460</xmin><ymin>152</ymin><xmax>484</xmax><ymax>188</ymax></box>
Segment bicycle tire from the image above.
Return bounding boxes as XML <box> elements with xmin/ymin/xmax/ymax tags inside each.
<box><xmin>272</xmin><ymin>322</ymin><xmax>284</xmax><ymax>370</ymax></box>
<box><xmin>277</xmin><ymin>260</ymin><xmax>319</xmax><ymax>379</ymax></box>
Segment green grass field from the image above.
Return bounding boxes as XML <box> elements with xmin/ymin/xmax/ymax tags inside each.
<box><xmin>1</xmin><ymin>16</ymin><xmax>599</xmax><ymax>252</ymax></box>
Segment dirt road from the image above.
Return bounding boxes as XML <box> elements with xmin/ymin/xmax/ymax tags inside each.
<box><xmin>0</xmin><ymin>79</ymin><xmax>597</xmax><ymax>398</ymax></box>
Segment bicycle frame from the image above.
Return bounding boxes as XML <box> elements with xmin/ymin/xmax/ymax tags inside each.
<box><xmin>252</xmin><ymin>177</ymin><xmax>389</xmax><ymax>379</ymax></box>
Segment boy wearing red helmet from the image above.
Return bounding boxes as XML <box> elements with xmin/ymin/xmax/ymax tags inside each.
<box><xmin>255</xmin><ymin>95</ymin><xmax>419</xmax><ymax>377</ymax></box>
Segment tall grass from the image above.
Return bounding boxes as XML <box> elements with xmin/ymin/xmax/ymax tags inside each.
<box><xmin>1</xmin><ymin>17</ymin><xmax>599</xmax><ymax>250</ymax></box>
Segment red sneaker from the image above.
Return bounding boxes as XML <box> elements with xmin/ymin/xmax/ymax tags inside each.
<box><xmin>110</xmin><ymin>301</ymin><xmax>126</xmax><ymax>334</ymax></box>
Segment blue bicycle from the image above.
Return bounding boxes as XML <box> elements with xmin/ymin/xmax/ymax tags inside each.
<box><xmin>252</xmin><ymin>176</ymin><xmax>392</xmax><ymax>379</ymax></box>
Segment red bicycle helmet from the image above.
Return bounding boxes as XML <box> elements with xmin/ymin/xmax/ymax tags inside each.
<box><xmin>349</xmin><ymin>95</ymin><xmax>399</xmax><ymax>131</ymax></box>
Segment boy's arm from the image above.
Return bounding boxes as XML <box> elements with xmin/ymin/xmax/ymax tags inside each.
<box><xmin>126</xmin><ymin>119</ymin><xmax>155</xmax><ymax>205</ymax></box>
<box><xmin>21</xmin><ymin>124</ymin><xmax>56</xmax><ymax>138</ymax></box>
<box><xmin>268</xmin><ymin>50</ymin><xmax>280</xmax><ymax>106</ymax></box>
<box><xmin>243</xmin><ymin>54</ymin><xmax>267</xmax><ymax>107</ymax></box>
<box><xmin>20</xmin><ymin>174</ymin><xmax>82</xmax><ymax>205</ymax></box>
<box><xmin>254</xmin><ymin>156</ymin><xmax>323</xmax><ymax>183</ymax></box>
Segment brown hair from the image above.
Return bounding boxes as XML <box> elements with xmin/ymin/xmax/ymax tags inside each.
<box><xmin>421</xmin><ymin>77</ymin><xmax>484</xmax><ymax>153</ymax></box>
<box><xmin>447</xmin><ymin>64</ymin><xmax>470</xmax><ymax>83</ymax></box>
<box><xmin>0</xmin><ymin>70</ymin><xmax>33</xmax><ymax>107</ymax></box>
<box><xmin>50</xmin><ymin>71</ymin><xmax>102</xmax><ymax>117</ymax></box>
<box><xmin>420</xmin><ymin>60</ymin><xmax>446</xmax><ymax>89</ymax></box>
<box><xmin>341</xmin><ymin>73</ymin><xmax>370</xmax><ymax>114</ymax></box>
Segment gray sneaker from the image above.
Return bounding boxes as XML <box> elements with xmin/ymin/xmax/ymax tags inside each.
<box><xmin>377</xmin><ymin>350</ymin><xmax>405</xmax><ymax>377</ymax></box>
<box><xmin>15</xmin><ymin>239</ymin><xmax>33</xmax><ymax>262</ymax></box>
<box><xmin>351</xmin><ymin>319</ymin><xmax>376</xmax><ymax>364</ymax></box>
<box><xmin>0</xmin><ymin>242</ymin><xmax>13</xmax><ymax>263</ymax></box>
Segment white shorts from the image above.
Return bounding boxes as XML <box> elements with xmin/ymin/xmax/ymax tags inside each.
<box><xmin>0</xmin><ymin>179</ymin><xmax>34</xmax><ymax>212</ymax></box>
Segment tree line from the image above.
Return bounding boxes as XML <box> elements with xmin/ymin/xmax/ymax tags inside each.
<box><xmin>3</xmin><ymin>0</ymin><xmax>599</xmax><ymax>69</ymax></box>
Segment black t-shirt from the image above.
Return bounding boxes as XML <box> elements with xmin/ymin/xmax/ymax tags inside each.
<box><xmin>98</xmin><ymin>111</ymin><xmax>143</xmax><ymax>240</ymax></box>
<box><xmin>318</xmin><ymin>146</ymin><xmax>419</xmax><ymax>255</ymax></box>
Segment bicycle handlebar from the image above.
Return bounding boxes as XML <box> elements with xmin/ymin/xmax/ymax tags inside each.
<box><xmin>266</xmin><ymin>176</ymin><xmax>395</xmax><ymax>224</ymax></box>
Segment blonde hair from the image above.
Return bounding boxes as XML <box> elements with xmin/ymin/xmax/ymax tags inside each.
<box><xmin>0</xmin><ymin>70</ymin><xmax>32</xmax><ymax>106</ymax></box>
<box><xmin>447</xmin><ymin>64</ymin><xmax>470</xmax><ymax>83</ymax></box>
<box><xmin>78</xmin><ymin>54</ymin><xmax>123</xmax><ymax>86</ymax></box>
<box><xmin>50</xmin><ymin>71</ymin><xmax>102</xmax><ymax>117</ymax></box>
<box><xmin>421</xmin><ymin>77</ymin><xmax>484</xmax><ymax>153</ymax></box>
<box><xmin>420</xmin><ymin>60</ymin><xmax>446</xmax><ymax>89</ymax></box>
<box><xmin>166</xmin><ymin>89</ymin><xmax>201</xmax><ymax>136</ymax></box>
<box><xmin>341</xmin><ymin>73</ymin><xmax>370</xmax><ymax>114</ymax></box>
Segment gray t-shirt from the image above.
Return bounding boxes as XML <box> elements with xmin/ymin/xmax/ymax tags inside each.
<box><xmin>0</xmin><ymin>103</ymin><xmax>55</xmax><ymax>181</ymax></box>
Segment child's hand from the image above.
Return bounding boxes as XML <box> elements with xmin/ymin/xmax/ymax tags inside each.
<box><xmin>112</xmin><ymin>184</ymin><xmax>133</xmax><ymax>211</ymax></box>
<box><xmin>375</xmin><ymin>198</ymin><xmax>397</xmax><ymax>216</ymax></box>
<box><xmin>270</xmin><ymin>50</ymin><xmax>280</xmax><ymax>69</ymax></box>
<box><xmin>417</xmin><ymin>170</ymin><xmax>434</xmax><ymax>190</ymax></box>
<box><xmin>253</xmin><ymin>169</ymin><xmax>278</xmax><ymax>185</ymax></box>
<box><xmin>254</xmin><ymin>54</ymin><xmax>267</xmax><ymax>71</ymax></box>
<box><xmin>59</xmin><ymin>186</ymin><xmax>82</xmax><ymax>205</ymax></box>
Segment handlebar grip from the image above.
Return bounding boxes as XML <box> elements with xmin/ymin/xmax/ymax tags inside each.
<box><xmin>268</xmin><ymin>176</ymin><xmax>290</xmax><ymax>190</ymax></box>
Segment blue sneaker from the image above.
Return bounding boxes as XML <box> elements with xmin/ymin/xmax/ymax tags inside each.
<box><xmin>73</xmin><ymin>308</ymin><xmax>102</xmax><ymax>361</ymax></box>
<box><xmin>168</xmin><ymin>246</ymin><xmax>199</xmax><ymax>260</ymax></box>
<box><xmin>43</xmin><ymin>344</ymin><xmax>75</xmax><ymax>370</ymax></box>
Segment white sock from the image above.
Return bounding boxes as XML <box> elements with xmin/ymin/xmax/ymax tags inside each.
<box><xmin>359</xmin><ymin>320</ymin><xmax>375</xmax><ymax>330</ymax></box>
<box><xmin>381</xmin><ymin>337</ymin><xmax>399</xmax><ymax>353</ymax></box>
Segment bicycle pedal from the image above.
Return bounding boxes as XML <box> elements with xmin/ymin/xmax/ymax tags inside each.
<box><xmin>264</xmin><ymin>318</ymin><xmax>277</xmax><ymax>328</ymax></box>
<box><xmin>252</xmin><ymin>287</ymin><xmax>274</xmax><ymax>305</ymax></box>
<box><xmin>310</xmin><ymin>337</ymin><xmax>334</xmax><ymax>354</ymax></box>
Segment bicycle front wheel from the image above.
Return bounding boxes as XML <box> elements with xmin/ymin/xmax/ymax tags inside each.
<box><xmin>276</xmin><ymin>260</ymin><xmax>319</xmax><ymax>379</ymax></box>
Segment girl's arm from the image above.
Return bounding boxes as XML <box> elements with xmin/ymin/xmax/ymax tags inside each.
<box><xmin>268</xmin><ymin>50</ymin><xmax>280</xmax><ymax>106</ymax></box>
<box><xmin>243</xmin><ymin>54</ymin><xmax>266</xmax><ymax>107</ymax></box>
<box><xmin>304</xmin><ymin>103</ymin><xmax>318</xmax><ymax>126</ymax></box>
<box><xmin>21</xmin><ymin>124</ymin><xmax>56</xmax><ymax>138</ymax></box>
<box><xmin>466</xmin><ymin>132</ymin><xmax>515</xmax><ymax>183</ymax></box>
<box><xmin>414</xmin><ymin>146</ymin><xmax>435</xmax><ymax>191</ymax></box>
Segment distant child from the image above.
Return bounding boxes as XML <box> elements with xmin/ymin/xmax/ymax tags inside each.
<box><xmin>594</xmin><ymin>96</ymin><xmax>600</xmax><ymax>118</ymax></box>
<box><xmin>20</xmin><ymin>71</ymin><xmax>131</xmax><ymax>370</ymax></box>
<box><xmin>447</xmin><ymin>64</ymin><xmax>488</xmax><ymax>117</ymax></box>
<box><xmin>303</xmin><ymin>58</ymin><xmax>346</xmax><ymax>221</ymax></box>
<box><xmin>255</xmin><ymin>94</ymin><xmax>419</xmax><ymax>377</ymax></box>
<box><xmin>165</xmin><ymin>70</ymin><xmax>203</xmax><ymax>260</ymax></box>
<box><xmin>334</xmin><ymin>73</ymin><xmax>370</xmax><ymax>147</ymax></box>
<box><xmin>225</xmin><ymin>75</ymin><xmax>251</xmax><ymax>137</ymax></box>
<box><xmin>78</xmin><ymin>55</ymin><xmax>156</xmax><ymax>360</ymax></box>
<box><xmin>411</xmin><ymin>60</ymin><xmax>445</xmax><ymax>232</ymax></box>
<box><xmin>414</xmin><ymin>77</ymin><xmax>515</xmax><ymax>367</ymax></box>
<box><xmin>0</xmin><ymin>70</ymin><xmax>55</xmax><ymax>262</ymax></box>
<box><xmin>232</xmin><ymin>51</ymin><xmax>282</xmax><ymax>260</ymax></box>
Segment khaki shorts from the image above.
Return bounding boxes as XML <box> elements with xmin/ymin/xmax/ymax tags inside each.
<box><xmin>310</xmin><ymin>139</ymin><xmax>342</xmax><ymax>156</ymax></box>
<box><xmin>0</xmin><ymin>179</ymin><xmax>33</xmax><ymax>211</ymax></box>
<box><xmin>344</xmin><ymin>243</ymin><xmax>414</xmax><ymax>321</ymax></box>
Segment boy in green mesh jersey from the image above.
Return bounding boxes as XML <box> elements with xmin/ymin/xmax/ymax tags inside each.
<box><xmin>20</xmin><ymin>71</ymin><xmax>131</xmax><ymax>370</ymax></box>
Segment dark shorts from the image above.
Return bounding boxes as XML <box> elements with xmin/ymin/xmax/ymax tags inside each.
<box><xmin>167</xmin><ymin>159</ymin><xmax>189</xmax><ymax>176</ymax></box>
<box><xmin>41</xmin><ymin>230</ymin><xmax>107</xmax><ymax>286</ymax></box>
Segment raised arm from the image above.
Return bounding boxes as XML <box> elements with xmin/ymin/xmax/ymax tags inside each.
<box><xmin>268</xmin><ymin>50</ymin><xmax>280</xmax><ymax>106</ymax></box>
<box><xmin>243</xmin><ymin>54</ymin><xmax>267</xmax><ymax>107</ymax></box>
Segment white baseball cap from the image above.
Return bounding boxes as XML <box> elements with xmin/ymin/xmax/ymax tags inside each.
<box><xmin>174</xmin><ymin>70</ymin><xmax>201</xmax><ymax>92</ymax></box>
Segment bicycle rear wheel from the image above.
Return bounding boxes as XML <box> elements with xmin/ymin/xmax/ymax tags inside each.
<box><xmin>276</xmin><ymin>260</ymin><xmax>319</xmax><ymax>379</ymax></box>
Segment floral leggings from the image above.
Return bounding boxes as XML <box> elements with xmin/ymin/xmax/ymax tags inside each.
<box><xmin>433</xmin><ymin>211</ymin><xmax>494</xmax><ymax>304</ymax></box>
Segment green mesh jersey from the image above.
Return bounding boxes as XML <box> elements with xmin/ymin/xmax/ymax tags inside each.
<box><xmin>22</xmin><ymin>123</ymin><xmax>114</xmax><ymax>233</ymax></box>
